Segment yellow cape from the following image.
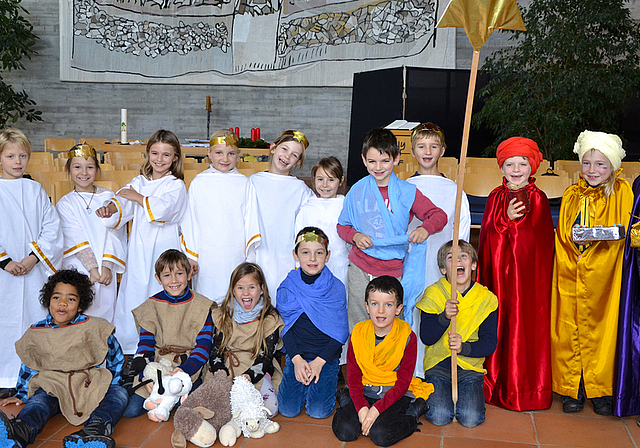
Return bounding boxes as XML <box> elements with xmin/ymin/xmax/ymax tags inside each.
<box><xmin>551</xmin><ymin>175</ymin><xmax>633</xmax><ymax>398</ymax></box>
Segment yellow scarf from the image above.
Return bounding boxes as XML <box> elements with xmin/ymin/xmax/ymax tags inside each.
<box><xmin>415</xmin><ymin>278</ymin><xmax>498</xmax><ymax>373</ymax></box>
<box><xmin>351</xmin><ymin>318</ymin><xmax>433</xmax><ymax>400</ymax></box>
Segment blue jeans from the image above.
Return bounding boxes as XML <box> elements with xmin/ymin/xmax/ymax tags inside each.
<box><xmin>278</xmin><ymin>355</ymin><xmax>340</xmax><ymax>419</ymax></box>
<box><xmin>18</xmin><ymin>385</ymin><xmax>128</xmax><ymax>444</ymax></box>
<box><xmin>424</xmin><ymin>372</ymin><xmax>485</xmax><ymax>428</ymax></box>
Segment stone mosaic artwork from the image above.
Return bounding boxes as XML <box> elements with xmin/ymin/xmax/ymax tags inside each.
<box><xmin>61</xmin><ymin>0</ymin><xmax>455</xmax><ymax>86</ymax></box>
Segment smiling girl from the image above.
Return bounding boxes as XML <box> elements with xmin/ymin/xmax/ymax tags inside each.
<box><xmin>56</xmin><ymin>143</ymin><xmax>126</xmax><ymax>323</ymax></box>
<box><xmin>551</xmin><ymin>130</ymin><xmax>633</xmax><ymax>415</ymax></box>
<box><xmin>207</xmin><ymin>262</ymin><xmax>283</xmax><ymax>415</ymax></box>
<box><xmin>248</xmin><ymin>130</ymin><xmax>314</xmax><ymax>298</ymax></box>
<box><xmin>96</xmin><ymin>130</ymin><xmax>187</xmax><ymax>353</ymax></box>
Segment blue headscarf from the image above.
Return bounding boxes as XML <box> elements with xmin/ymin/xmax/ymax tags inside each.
<box><xmin>277</xmin><ymin>267</ymin><xmax>348</xmax><ymax>344</ymax></box>
<box><xmin>338</xmin><ymin>173</ymin><xmax>427</xmax><ymax>324</ymax></box>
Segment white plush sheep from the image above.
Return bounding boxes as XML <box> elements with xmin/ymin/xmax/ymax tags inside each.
<box><xmin>218</xmin><ymin>376</ymin><xmax>280</xmax><ymax>446</ymax></box>
<box><xmin>143</xmin><ymin>359</ymin><xmax>192</xmax><ymax>422</ymax></box>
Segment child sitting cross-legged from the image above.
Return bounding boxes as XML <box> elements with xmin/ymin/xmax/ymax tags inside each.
<box><xmin>123</xmin><ymin>249</ymin><xmax>214</xmax><ymax>419</ymax></box>
<box><xmin>416</xmin><ymin>240</ymin><xmax>498</xmax><ymax>428</ymax></box>
<box><xmin>0</xmin><ymin>269</ymin><xmax>128</xmax><ymax>448</ymax></box>
<box><xmin>332</xmin><ymin>276</ymin><xmax>433</xmax><ymax>446</ymax></box>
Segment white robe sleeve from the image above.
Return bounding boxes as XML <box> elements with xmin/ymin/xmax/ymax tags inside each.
<box><xmin>244</xmin><ymin>180</ymin><xmax>261</xmax><ymax>262</ymax></box>
<box><xmin>181</xmin><ymin>184</ymin><xmax>200</xmax><ymax>262</ymax></box>
<box><xmin>460</xmin><ymin>191</ymin><xmax>471</xmax><ymax>242</ymax></box>
<box><xmin>29</xmin><ymin>190</ymin><xmax>63</xmax><ymax>274</ymax></box>
<box><xmin>0</xmin><ymin>244</ymin><xmax>9</xmax><ymax>263</ymax></box>
<box><xmin>142</xmin><ymin>179</ymin><xmax>187</xmax><ymax>224</ymax></box>
<box><xmin>56</xmin><ymin>198</ymin><xmax>97</xmax><ymax>262</ymax></box>
<box><xmin>102</xmin><ymin>225</ymin><xmax>127</xmax><ymax>274</ymax></box>
<box><xmin>101</xmin><ymin>193</ymin><xmax>136</xmax><ymax>231</ymax></box>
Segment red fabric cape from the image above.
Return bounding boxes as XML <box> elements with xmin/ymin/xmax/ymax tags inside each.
<box><xmin>478</xmin><ymin>177</ymin><xmax>555</xmax><ymax>411</ymax></box>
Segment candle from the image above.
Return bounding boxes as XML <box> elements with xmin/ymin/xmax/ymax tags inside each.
<box><xmin>206</xmin><ymin>96</ymin><xmax>211</xmax><ymax>111</ymax></box>
<box><xmin>120</xmin><ymin>109</ymin><xmax>127</xmax><ymax>144</ymax></box>
<box><xmin>235</xmin><ymin>127</ymin><xmax>240</xmax><ymax>138</ymax></box>
<box><xmin>251</xmin><ymin>128</ymin><xmax>256</xmax><ymax>140</ymax></box>
<box><xmin>256</xmin><ymin>128</ymin><xmax>261</xmax><ymax>140</ymax></box>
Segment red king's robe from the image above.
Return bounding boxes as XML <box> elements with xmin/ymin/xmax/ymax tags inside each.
<box><xmin>478</xmin><ymin>177</ymin><xmax>555</xmax><ymax>411</ymax></box>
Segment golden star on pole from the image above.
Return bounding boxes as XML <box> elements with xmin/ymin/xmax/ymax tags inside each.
<box><xmin>437</xmin><ymin>0</ymin><xmax>526</xmax><ymax>51</ymax></box>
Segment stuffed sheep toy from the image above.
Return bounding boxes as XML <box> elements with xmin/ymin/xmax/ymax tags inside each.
<box><xmin>171</xmin><ymin>370</ymin><xmax>233</xmax><ymax>448</ymax></box>
<box><xmin>143</xmin><ymin>358</ymin><xmax>192</xmax><ymax>422</ymax></box>
<box><xmin>218</xmin><ymin>376</ymin><xmax>280</xmax><ymax>446</ymax></box>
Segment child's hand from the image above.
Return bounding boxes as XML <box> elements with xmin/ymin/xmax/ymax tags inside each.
<box><xmin>169</xmin><ymin>367</ymin><xmax>184</xmax><ymax>376</ymax></box>
<box><xmin>18</xmin><ymin>254</ymin><xmax>37</xmax><ymax>275</ymax></box>
<box><xmin>291</xmin><ymin>355</ymin><xmax>312</xmax><ymax>385</ymax></box>
<box><xmin>361</xmin><ymin>406</ymin><xmax>380</xmax><ymax>436</ymax></box>
<box><xmin>95</xmin><ymin>203</ymin><xmax>117</xmax><ymax>218</ymax></box>
<box><xmin>189</xmin><ymin>259</ymin><xmax>199</xmax><ymax>276</ymax></box>
<box><xmin>241</xmin><ymin>373</ymin><xmax>251</xmax><ymax>382</ymax></box>
<box><xmin>357</xmin><ymin>406</ymin><xmax>369</xmax><ymax>424</ymax></box>
<box><xmin>308</xmin><ymin>357</ymin><xmax>326</xmax><ymax>384</ymax></box>
<box><xmin>448</xmin><ymin>331</ymin><xmax>462</xmax><ymax>353</ymax></box>
<box><xmin>444</xmin><ymin>298</ymin><xmax>459</xmax><ymax>319</ymax></box>
<box><xmin>4</xmin><ymin>260</ymin><xmax>26</xmax><ymax>276</ymax></box>
<box><xmin>98</xmin><ymin>266</ymin><xmax>113</xmax><ymax>285</ymax></box>
<box><xmin>117</xmin><ymin>186</ymin><xmax>144</xmax><ymax>206</ymax></box>
<box><xmin>89</xmin><ymin>267</ymin><xmax>101</xmax><ymax>284</ymax></box>
<box><xmin>0</xmin><ymin>396</ymin><xmax>22</xmax><ymax>406</ymax></box>
<box><xmin>507</xmin><ymin>198</ymin><xmax>526</xmax><ymax>221</ymax></box>
<box><xmin>408</xmin><ymin>227</ymin><xmax>430</xmax><ymax>244</ymax></box>
<box><xmin>353</xmin><ymin>232</ymin><xmax>373</xmax><ymax>250</ymax></box>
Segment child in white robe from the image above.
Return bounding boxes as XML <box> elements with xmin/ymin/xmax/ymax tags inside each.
<box><xmin>97</xmin><ymin>130</ymin><xmax>187</xmax><ymax>353</ymax></box>
<box><xmin>0</xmin><ymin>129</ymin><xmax>63</xmax><ymax>390</ymax></box>
<box><xmin>56</xmin><ymin>142</ymin><xmax>127</xmax><ymax>323</ymax></box>
<box><xmin>249</xmin><ymin>130</ymin><xmax>314</xmax><ymax>300</ymax></box>
<box><xmin>181</xmin><ymin>130</ymin><xmax>261</xmax><ymax>304</ymax></box>
<box><xmin>406</xmin><ymin>123</ymin><xmax>471</xmax><ymax>378</ymax></box>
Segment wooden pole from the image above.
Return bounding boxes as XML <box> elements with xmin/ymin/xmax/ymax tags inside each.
<box><xmin>451</xmin><ymin>49</ymin><xmax>480</xmax><ymax>411</ymax></box>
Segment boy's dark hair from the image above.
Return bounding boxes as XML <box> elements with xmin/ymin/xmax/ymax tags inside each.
<box><xmin>295</xmin><ymin>226</ymin><xmax>329</xmax><ymax>253</ymax></box>
<box><xmin>39</xmin><ymin>269</ymin><xmax>94</xmax><ymax>312</ymax></box>
<box><xmin>361</xmin><ymin>128</ymin><xmax>400</xmax><ymax>159</ymax></box>
<box><xmin>365</xmin><ymin>275</ymin><xmax>403</xmax><ymax>307</ymax></box>
<box><xmin>436</xmin><ymin>240</ymin><xmax>479</xmax><ymax>270</ymax></box>
<box><xmin>155</xmin><ymin>249</ymin><xmax>191</xmax><ymax>277</ymax></box>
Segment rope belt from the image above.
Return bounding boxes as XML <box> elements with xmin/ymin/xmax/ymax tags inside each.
<box><xmin>224</xmin><ymin>350</ymin><xmax>251</xmax><ymax>378</ymax></box>
<box><xmin>66</xmin><ymin>369</ymin><xmax>91</xmax><ymax>417</ymax></box>
<box><xmin>156</xmin><ymin>345</ymin><xmax>190</xmax><ymax>364</ymax></box>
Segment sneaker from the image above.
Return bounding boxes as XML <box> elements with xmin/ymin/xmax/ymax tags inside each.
<box><xmin>406</xmin><ymin>398</ymin><xmax>429</xmax><ymax>422</ymax></box>
<box><xmin>0</xmin><ymin>389</ymin><xmax>16</xmax><ymax>400</ymax></box>
<box><xmin>63</xmin><ymin>420</ymin><xmax>115</xmax><ymax>448</ymax></box>
<box><xmin>0</xmin><ymin>411</ymin><xmax>30</xmax><ymax>448</ymax></box>
<box><xmin>562</xmin><ymin>395</ymin><xmax>585</xmax><ymax>413</ymax></box>
<box><xmin>592</xmin><ymin>396</ymin><xmax>613</xmax><ymax>416</ymax></box>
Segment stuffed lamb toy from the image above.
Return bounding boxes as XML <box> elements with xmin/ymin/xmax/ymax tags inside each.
<box><xmin>143</xmin><ymin>358</ymin><xmax>192</xmax><ymax>422</ymax></box>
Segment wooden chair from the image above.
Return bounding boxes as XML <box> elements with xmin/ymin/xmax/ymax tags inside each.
<box><xmin>554</xmin><ymin>160</ymin><xmax>581</xmax><ymax>179</ymax></box>
<box><xmin>78</xmin><ymin>138</ymin><xmax>109</xmax><ymax>152</ymax></box>
<box><xmin>536</xmin><ymin>175</ymin><xmax>571</xmax><ymax>199</ymax></box>
<box><xmin>462</xmin><ymin>172</ymin><xmax>504</xmax><ymax>197</ymax></box>
<box><xmin>94</xmin><ymin>180</ymin><xmax>119</xmax><ymax>192</ymax></box>
<box><xmin>98</xmin><ymin>170</ymin><xmax>139</xmax><ymax>191</ymax></box>
<box><xmin>184</xmin><ymin>170</ymin><xmax>203</xmax><ymax>189</ymax></box>
<box><xmin>29</xmin><ymin>152</ymin><xmax>54</xmax><ymax>165</ymax></box>
<box><xmin>26</xmin><ymin>171</ymin><xmax>69</xmax><ymax>199</ymax></box>
<box><xmin>53</xmin><ymin>180</ymin><xmax>74</xmax><ymax>204</ymax></box>
<box><xmin>237</xmin><ymin>168</ymin><xmax>255</xmax><ymax>177</ymax></box>
<box><xmin>465</xmin><ymin>157</ymin><xmax>500</xmax><ymax>173</ymax></box>
<box><xmin>44</xmin><ymin>138</ymin><xmax>76</xmax><ymax>152</ymax></box>
<box><xmin>621</xmin><ymin>161</ymin><xmax>640</xmax><ymax>182</ymax></box>
<box><xmin>104</xmin><ymin>152</ymin><xmax>146</xmax><ymax>170</ymax></box>
<box><xmin>237</xmin><ymin>161</ymin><xmax>269</xmax><ymax>172</ymax></box>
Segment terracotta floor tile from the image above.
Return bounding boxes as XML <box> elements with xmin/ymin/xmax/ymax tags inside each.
<box><xmin>272</xmin><ymin>409</ymin><xmax>334</xmax><ymax>426</ymax></box>
<box><xmin>341</xmin><ymin>432</ymin><xmax>441</xmax><ymax>447</ymax></box>
<box><xmin>535</xmin><ymin>413</ymin><xmax>634</xmax><ymax>447</ymax></box>
<box><xmin>533</xmin><ymin>392</ymin><xmax>565</xmax><ymax>415</ymax></box>
<box><xmin>135</xmin><ymin>419</ymin><xmax>175</xmax><ymax>448</ymax></box>
<box><xmin>111</xmin><ymin>415</ymin><xmax>165</xmax><ymax>447</ymax></box>
<box><xmin>35</xmin><ymin>413</ymin><xmax>70</xmax><ymax>441</ymax></box>
<box><xmin>621</xmin><ymin>416</ymin><xmax>640</xmax><ymax>447</ymax></box>
<box><xmin>443</xmin><ymin>406</ymin><xmax>536</xmax><ymax>444</ymax></box>
<box><xmin>0</xmin><ymin>403</ymin><xmax>23</xmax><ymax>419</ymax></box>
<box><xmin>242</xmin><ymin>421</ymin><xmax>342</xmax><ymax>448</ymax></box>
<box><xmin>31</xmin><ymin>442</ymin><xmax>61</xmax><ymax>448</ymax></box>
<box><xmin>417</xmin><ymin>416</ymin><xmax>444</xmax><ymax>436</ymax></box>
<box><xmin>444</xmin><ymin>437</ymin><xmax>536</xmax><ymax>447</ymax></box>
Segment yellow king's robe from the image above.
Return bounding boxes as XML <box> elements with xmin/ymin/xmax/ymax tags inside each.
<box><xmin>551</xmin><ymin>173</ymin><xmax>633</xmax><ymax>399</ymax></box>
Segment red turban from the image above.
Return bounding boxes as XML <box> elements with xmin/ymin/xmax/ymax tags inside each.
<box><xmin>496</xmin><ymin>137</ymin><xmax>543</xmax><ymax>175</ymax></box>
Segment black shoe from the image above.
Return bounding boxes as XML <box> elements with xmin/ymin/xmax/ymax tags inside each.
<box><xmin>335</xmin><ymin>387</ymin><xmax>351</xmax><ymax>408</ymax></box>
<box><xmin>562</xmin><ymin>395</ymin><xmax>585</xmax><ymax>413</ymax></box>
<box><xmin>0</xmin><ymin>411</ymin><xmax>30</xmax><ymax>448</ymax></box>
<box><xmin>406</xmin><ymin>398</ymin><xmax>429</xmax><ymax>422</ymax></box>
<box><xmin>63</xmin><ymin>419</ymin><xmax>115</xmax><ymax>448</ymax></box>
<box><xmin>0</xmin><ymin>388</ymin><xmax>17</xmax><ymax>400</ymax></box>
<box><xmin>592</xmin><ymin>396</ymin><xmax>613</xmax><ymax>416</ymax></box>
<box><xmin>636</xmin><ymin>415</ymin><xmax>640</xmax><ymax>427</ymax></box>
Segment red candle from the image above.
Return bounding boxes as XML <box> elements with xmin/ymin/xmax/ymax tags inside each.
<box><xmin>235</xmin><ymin>127</ymin><xmax>240</xmax><ymax>138</ymax></box>
<box><xmin>251</xmin><ymin>128</ymin><xmax>256</xmax><ymax>140</ymax></box>
<box><xmin>256</xmin><ymin>128</ymin><xmax>261</xmax><ymax>140</ymax></box>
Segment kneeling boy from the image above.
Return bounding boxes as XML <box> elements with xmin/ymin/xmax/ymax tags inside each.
<box><xmin>416</xmin><ymin>240</ymin><xmax>498</xmax><ymax>428</ymax></box>
<box><xmin>332</xmin><ymin>276</ymin><xmax>432</xmax><ymax>446</ymax></box>
<box><xmin>0</xmin><ymin>269</ymin><xmax>128</xmax><ymax>448</ymax></box>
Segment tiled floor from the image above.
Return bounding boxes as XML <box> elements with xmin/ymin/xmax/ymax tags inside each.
<box><xmin>2</xmin><ymin>393</ymin><xmax>639</xmax><ymax>448</ymax></box>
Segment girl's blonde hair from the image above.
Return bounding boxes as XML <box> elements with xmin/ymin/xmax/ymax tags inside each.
<box><xmin>217</xmin><ymin>262</ymin><xmax>278</xmax><ymax>358</ymax></box>
<box><xmin>141</xmin><ymin>130</ymin><xmax>184</xmax><ymax>180</ymax></box>
<box><xmin>0</xmin><ymin>128</ymin><xmax>32</xmax><ymax>157</ymax></box>
<box><xmin>270</xmin><ymin>130</ymin><xmax>309</xmax><ymax>173</ymax></box>
<box><xmin>311</xmin><ymin>156</ymin><xmax>345</xmax><ymax>195</ymax></box>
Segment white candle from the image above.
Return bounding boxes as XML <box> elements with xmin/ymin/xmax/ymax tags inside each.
<box><xmin>121</xmin><ymin>109</ymin><xmax>127</xmax><ymax>144</ymax></box>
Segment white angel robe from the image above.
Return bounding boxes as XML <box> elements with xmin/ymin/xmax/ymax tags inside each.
<box><xmin>0</xmin><ymin>178</ymin><xmax>63</xmax><ymax>387</ymax></box>
<box><xmin>407</xmin><ymin>174</ymin><xmax>471</xmax><ymax>378</ymax></box>
<box><xmin>102</xmin><ymin>174</ymin><xmax>187</xmax><ymax>353</ymax></box>
<box><xmin>295</xmin><ymin>195</ymin><xmax>350</xmax><ymax>292</ymax></box>
<box><xmin>56</xmin><ymin>187</ymin><xmax>127</xmax><ymax>323</ymax></box>
<box><xmin>181</xmin><ymin>167</ymin><xmax>261</xmax><ymax>304</ymax></box>
<box><xmin>249</xmin><ymin>172</ymin><xmax>313</xmax><ymax>302</ymax></box>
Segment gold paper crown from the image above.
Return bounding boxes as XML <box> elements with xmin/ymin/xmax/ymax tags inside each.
<box><xmin>68</xmin><ymin>142</ymin><xmax>97</xmax><ymax>160</ymax></box>
<box><xmin>281</xmin><ymin>130</ymin><xmax>309</xmax><ymax>149</ymax></box>
<box><xmin>295</xmin><ymin>231</ymin><xmax>328</xmax><ymax>248</ymax></box>
<box><xmin>210</xmin><ymin>133</ymin><xmax>239</xmax><ymax>148</ymax></box>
